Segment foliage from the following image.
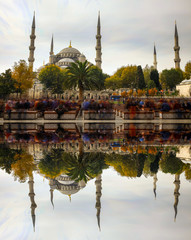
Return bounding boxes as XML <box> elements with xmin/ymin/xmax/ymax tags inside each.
<box><xmin>12</xmin><ymin>60</ymin><xmax>35</xmax><ymax>94</ymax></box>
<box><xmin>39</xmin><ymin>65</ymin><xmax>67</xmax><ymax>94</ymax></box>
<box><xmin>160</xmin><ymin>68</ymin><xmax>183</xmax><ymax>90</ymax></box>
<box><xmin>159</xmin><ymin>152</ymin><xmax>184</xmax><ymax>174</ymax></box>
<box><xmin>185</xmin><ymin>61</ymin><xmax>191</xmax><ymax>77</ymax></box>
<box><xmin>88</xmin><ymin>65</ymin><xmax>107</xmax><ymax>90</ymax></box>
<box><xmin>148</xmin><ymin>88</ymin><xmax>157</xmax><ymax>96</ymax></box>
<box><xmin>65</xmin><ymin>60</ymin><xmax>98</xmax><ymax>101</ymax></box>
<box><xmin>62</xmin><ymin>152</ymin><xmax>108</xmax><ymax>182</ymax></box>
<box><xmin>0</xmin><ymin>144</ymin><xmax>19</xmax><ymax>174</ymax></box>
<box><xmin>38</xmin><ymin>148</ymin><xmax>67</xmax><ymax>178</ymax></box>
<box><xmin>105</xmin><ymin>75</ymin><xmax>121</xmax><ymax>90</ymax></box>
<box><xmin>136</xmin><ymin>65</ymin><xmax>146</xmax><ymax>89</ymax></box>
<box><xmin>143</xmin><ymin>65</ymin><xmax>154</xmax><ymax>85</ymax></box>
<box><xmin>0</xmin><ymin>69</ymin><xmax>16</xmax><ymax>98</ymax></box>
<box><xmin>11</xmin><ymin>152</ymin><xmax>35</xmax><ymax>182</ymax></box>
<box><xmin>137</xmin><ymin>89</ymin><xmax>145</xmax><ymax>96</ymax></box>
<box><xmin>147</xmin><ymin>80</ymin><xmax>156</xmax><ymax>89</ymax></box>
<box><xmin>150</xmin><ymin>69</ymin><xmax>161</xmax><ymax>90</ymax></box>
<box><xmin>121</xmin><ymin>65</ymin><xmax>137</xmax><ymax>88</ymax></box>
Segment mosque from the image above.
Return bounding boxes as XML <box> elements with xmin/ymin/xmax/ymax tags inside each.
<box><xmin>27</xmin><ymin>12</ymin><xmax>190</xmax><ymax>98</ymax></box>
<box><xmin>28</xmin><ymin>12</ymin><xmax>102</xmax><ymax>99</ymax></box>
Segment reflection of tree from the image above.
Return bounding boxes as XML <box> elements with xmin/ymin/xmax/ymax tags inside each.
<box><xmin>11</xmin><ymin>152</ymin><xmax>36</xmax><ymax>183</ymax></box>
<box><xmin>184</xmin><ymin>165</ymin><xmax>191</xmax><ymax>181</ymax></box>
<box><xmin>105</xmin><ymin>153</ymin><xmax>138</xmax><ymax>178</ymax></box>
<box><xmin>38</xmin><ymin>149</ymin><xmax>66</xmax><ymax>178</ymax></box>
<box><xmin>63</xmin><ymin>152</ymin><xmax>108</xmax><ymax>182</ymax></box>
<box><xmin>0</xmin><ymin>144</ymin><xmax>20</xmax><ymax>174</ymax></box>
<box><xmin>160</xmin><ymin>152</ymin><xmax>184</xmax><ymax>174</ymax></box>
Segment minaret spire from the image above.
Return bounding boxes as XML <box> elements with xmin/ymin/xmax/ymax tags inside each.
<box><xmin>28</xmin><ymin>12</ymin><xmax>36</xmax><ymax>70</ymax></box>
<box><xmin>153</xmin><ymin>43</ymin><xmax>157</xmax><ymax>70</ymax></box>
<box><xmin>173</xmin><ymin>174</ymin><xmax>180</xmax><ymax>222</ymax></box>
<box><xmin>95</xmin><ymin>11</ymin><xmax>102</xmax><ymax>69</ymax></box>
<box><xmin>49</xmin><ymin>35</ymin><xmax>54</xmax><ymax>64</ymax></box>
<box><xmin>95</xmin><ymin>174</ymin><xmax>102</xmax><ymax>231</ymax></box>
<box><xmin>174</xmin><ymin>21</ymin><xmax>181</xmax><ymax>69</ymax></box>
<box><xmin>28</xmin><ymin>174</ymin><xmax>37</xmax><ymax>232</ymax></box>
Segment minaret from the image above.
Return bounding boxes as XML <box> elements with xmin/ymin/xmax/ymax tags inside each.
<box><xmin>153</xmin><ymin>43</ymin><xmax>157</xmax><ymax>70</ymax></box>
<box><xmin>28</xmin><ymin>12</ymin><xmax>36</xmax><ymax>70</ymax></box>
<box><xmin>173</xmin><ymin>174</ymin><xmax>180</xmax><ymax>222</ymax></box>
<box><xmin>153</xmin><ymin>173</ymin><xmax>158</xmax><ymax>199</ymax></box>
<box><xmin>95</xmin><ymin>11</ymin><xmax>102</xmax><ymax>69</ymax></box>
<box><xmin>28</xmin><ymin>174</ymin><xmax>37</xmax><ymax>232</ymax></box>
<box><xmin>95</xmin><ymin>174</ymin><xmax>102</xmax><ymax>231</ymax></box>
<box><xmin>49</xmin><ymin>35</ymin><xmax>54</xmax><ymax>64</ymax></box>
<box><xmin>174</xmin><ymin>21</ymin><xmax>181</xmax><ymax>69</ymax></box>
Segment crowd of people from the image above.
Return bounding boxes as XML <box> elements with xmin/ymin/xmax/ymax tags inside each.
<box><xmin>1</xmin><ymin>98</ymin><xmax>191</xmax><ymax>119</ymax></box>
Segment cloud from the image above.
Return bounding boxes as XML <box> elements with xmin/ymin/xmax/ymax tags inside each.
<box><xmin>0</xmin><ymin>0</ymin><xmax>190</xmax><ymax>75</ymax></box>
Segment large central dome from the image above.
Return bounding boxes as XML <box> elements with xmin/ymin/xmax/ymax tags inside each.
<box><xmin>59</xmin><ymin>47</ymin><xmax>81</xmax><ymax>55</ymax></box>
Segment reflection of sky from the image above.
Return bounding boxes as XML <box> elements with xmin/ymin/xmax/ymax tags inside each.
<box><xmin>0</xmin><ymin>168</ymin><xmax>191</xmax><ymax>240</ymax></box>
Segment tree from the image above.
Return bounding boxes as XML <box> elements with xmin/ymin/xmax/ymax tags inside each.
<box><xmin>143</xmin><ymin>65</ymin><xmax>154</xmax><ymax>86</ymax></box>
<box><xmin>150</xmin><ymin>69</ymin><xmax>161</xmax><ymax>90</ymax></box>
<box><xmin>38</xmin><ymin>148</ymin><xmax>66</xmax><ymax>178</ymax></box>
<box><xmin>136</xmin><ymin>65</ymin><xmax>146</xmax><ymax>89</ymax></box>
<box><xmin>39</xmin><ymin>65</ymin><xmax>67</xmax><ymax>95</ymax></box>
<box><xmin>12</xmin><ymin>60</ymin><xmax>35</xmax><ymax>95</ymax></box>
<box><xmin>11</xmin><ymin>152</ymin><xmax>36</xmax><ymax>183</ymax></box>
<box><xmin>121</xmin><ymin>65</ymin><xmax>137</xmax><ymax>88</ymax></box>
<box><xmin>147</xmin><ymin>80</ymin><xmax>156</xmax><ymax>89</ymax></box>
<box><xmin>160</xmin><ymin>68</ymin><xmax>183</xmax><ymax>90</ymax></box>
<box><xmin>65</xmin><ymin>60</ymin><xmax>98</xmax><ymax>101</ymax></box>
<box><xmin>0</xmin><ymin>69</ymin><xmax>16</xmax><ymax>99</ymax></box>
<box><xmin>160</xmin><ymin>152</ymin><xmax>184</xmax><ymax>174</ymax></box>
<box><xmin>185</xmin><ymin>61</ymin><xmax>191</xmax><ymax>77</ymax></box>
<box><xmin>105</xmin><ymin>75</ymin><xmax>121</xmax><ymax>90</ymax></box>
<box><xmin>88</xmin><ymin>65</ymin><xmax>107</xmax><ymax>90</ymax></box>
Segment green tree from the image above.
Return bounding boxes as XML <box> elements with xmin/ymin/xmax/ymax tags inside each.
<box><xmin>185</xmin><ymin>61</ymin><xmax>191</xmax><ymax>77</ymax></box>
<box><xmin>105</xmin><ymin>75</ymin><xmax>121</xmax><ymax>90</ymax></box>
<box><xmin>39</xmin><ymin>65</ymin><xmax>66</xmax><ymax>95</ymax></box>
<box><xmin>160</xmin><ymin>152</ymin><xmax>184</xmax><ymax>174</ymax></box>
<box><xmin>143</xmin><ymin>65</ymin><xmax>154</xmax><ymax>86</ymax></box>
<box><xmin>65</xmin><ymin>60</ymin><xmax>98</xmax><ymax>101</ymax></box>
<box><xmin>147</xmin><ymin>79</ymin><xmax>156</xmax><ymax>89</ymax></box>
<box><xmin>12</xmin><ymin>60</ymin><xmax>35</xmax><ymax>95</ymax></box>
<box><xmin>38</xmin><ymin>148</ymin><xmax>66</xmax><ymax>178</ymax></box>
<box><xmin>150</xmin><ymin>69</ymin><xmax>161</xmax><ymax>90</ymax></box>
<box><xmin>0</xmin><ymin>144</ymin><xmax>19</xmax><ymax>174</ymax></box>
<box><xmin>87</xmin><ymin>65</ymin><xmax>107</xmax><ymax>90</ymax></box>
<box><xmin>136</xmin><ymin>65</ymin><xmax>146</xmax><ymax>89</ymax></box>
<box><xmin>160</xmin><ymin>68</ymin><xmax>183</xmax><ymax>90</ymax></box>
<box><xmin>121</xmin><ymin>65</ymin><xmax>137</xmax><ymax>88</ymax></box>
<box><xmin>63</xmin><ymin>152</ymin><xmax>107</xmax><ymax>182</ymax></box>
<box><xmin>0</xmin><ymin>69</ymin><xmax>16</xmax><ymax>99</ymax></box>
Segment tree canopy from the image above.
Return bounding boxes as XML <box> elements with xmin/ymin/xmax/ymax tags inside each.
<box><xmin>0</xmin><ymin>69</ymin><xmax>16</xmax><ymax>99</ymax></box>
<box><xmin>39</xmin><ymin>65</ymin><xmax>67</xmax><ymax>94</ymax></box>
<box><xmin>12</xmin><ymin>60</ymin><xmax>35</xmax><ymax>94</ymax></box>
<box><xmin>185</xmin><ymin>61</ymin><xmax>191</xmax><ymax>77</ymax></box>
<box><xmin>136</xmin><ymin>65</ymin><xmax>146</xmax><ymax>89</ymax></box>
<box><xmin>160</xmin><ymin>68</ymin><xmax>183</xmax><ymax>90</ymax></box>
<box><xmin>150</xmin><ymin>69</ymin><xmax>161</xmax><ymax>90</ymax></box>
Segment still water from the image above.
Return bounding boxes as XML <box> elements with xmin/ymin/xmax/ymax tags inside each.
<box><xmin>0</xmin><ymin>123</ymin><xmax>191</xmax><ymax>240</ymax></box>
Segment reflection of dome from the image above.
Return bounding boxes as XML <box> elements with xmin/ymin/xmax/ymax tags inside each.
<box><xmin>49</xmin><ymin>174</ymin><xmax>86</xmax><ymax>197</ymax></box>
<box><xmin>37</xmin><ymin>65</ymin><xmax>45</xmax><ymax>72</ymax></box>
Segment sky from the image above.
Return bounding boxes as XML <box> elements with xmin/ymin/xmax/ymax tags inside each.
<box><xmin>0</xmin><ymin>0</ymin><xmax>191</xmax><ymax>75</ymax></box>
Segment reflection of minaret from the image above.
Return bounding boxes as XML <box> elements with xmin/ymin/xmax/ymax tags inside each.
<box><xmin>95</xmin><ymin>11</ymin><xmax>102</xmax><ymax>69</ymax></box>
<box><xmin>28</xmin><ymin>174</ymin><xmax>37</xmax><ymax>232</ymax></box>
<box><xmin>153</xmin><ymin>43</ymin><xmax>157</xmax><ymax>70</ymax></box>
<box><xmin>28</xmin><ymin>12</ymin><xmax>36</xmax><ymax>70</ymax></box>
<box><xmin>174</xmin><ymin>21</ymin><xmax>181</xmax><ymax>69</ymax></box>
<box><xmin>173</xmin><ymin>174</ymin><xmax>180</xmax><ymax>222</ymax></box>
<box><xmin>95</xmin><ymin>174</ymin><xmax>102</xmax><ymax>231</ymax></box>
<box><xmin>153</xmin><ymin>173</ymin><xmax>158</xmax><ymax>199</ymax></box>
<box><xmin>50</xmin><ymin>188</ymin><xmax>54</xmax><ymax>209</ymax></box>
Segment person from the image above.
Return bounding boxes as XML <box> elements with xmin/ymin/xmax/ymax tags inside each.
<box><xmin>5</xmin><ymin>100</ymin><xmax>12</xmax><ymax>120</ymax></box>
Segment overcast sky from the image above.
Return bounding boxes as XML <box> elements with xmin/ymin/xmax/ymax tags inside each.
<box><xmin>0</xmin><ymin>0</ymin><xmax>191</xmax><ymax>75</ymax></box>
